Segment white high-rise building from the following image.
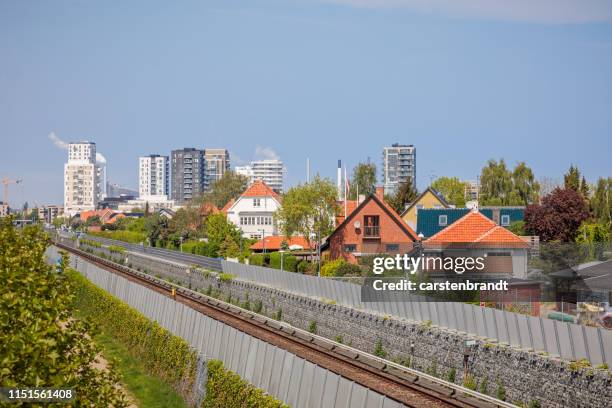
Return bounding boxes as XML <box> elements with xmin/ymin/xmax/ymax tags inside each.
<box><xmin>382</xmin><ymin>143</ymin><xmax>416</xmax><ymax>195</ymax></box>
<box><xmin>249</xmin><ymin>159</ymin><xmax>284</xmax><ymax>193</ymax></box>
<box><xmin>235</xmin><ymin>165</ymin><xmax>254</xmax><ymax>179</ymax></box>
<box><xmin>64</xmin><ymin>142</ymin><xmax>100</xmax><ymax>216</ymax></box>
<box><xmin>139</xmin><ymin>155</ymin><xmax>169</xmax><ymax>199</ymax></box>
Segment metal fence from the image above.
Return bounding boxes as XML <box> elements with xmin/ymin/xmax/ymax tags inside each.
<box><xmin>75</xmin><ymin>234</ymin><xmax>612</xmax><ymax>366</ymax></box>
<box><xmin>47</xmin><ymin>246</ymin><xmax>405</xmax><ymax>408</ymax></box>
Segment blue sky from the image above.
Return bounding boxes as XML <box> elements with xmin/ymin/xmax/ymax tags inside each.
<box><xmin>1</xmin><ymin>0</ymin><xmax>611</xmax><ymax>206</ymax></box>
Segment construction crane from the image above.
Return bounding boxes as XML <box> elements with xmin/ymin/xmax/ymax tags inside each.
<box><xmin>1</xmin><ymin>177</ymin><xmax>22</xmax><ymax>208</ymax></box>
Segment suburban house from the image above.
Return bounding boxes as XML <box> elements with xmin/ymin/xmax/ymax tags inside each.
<box><xmin>417</xmin><ymin>206</ymin><xmax>525</xmax><ymax>238</ymax></box>
<box><xmin>224</xmin><ymin>180</ymin><xmax>282</xmax><ymax>239</ymax></box>
<box><xmin>322</xmin><ymin>187</ymin><xmax>419</xmax><ymax>263</ymax></box>
<box><xmin>400</xmin><ymin>187</ymin><xmax>450</xmax><ymax>230</ymax></box>
<box><xmin>423</xmin><ymin>209</ymin><xmax>530</xmax><ymax>279</ymax></box>
<box><xmin>250</xmin><ymin>236</ymin><xmax>314</xmax><ymax>253</ymax></box>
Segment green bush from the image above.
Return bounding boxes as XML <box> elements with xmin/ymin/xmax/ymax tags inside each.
<box><xmin>463</xmin><ymin>374</ymin><xmax>477</xmax><ymax>391</ymax></box>
<box><xmin>181</xmin><ymin>241</ymin><xmax>220</xmax><ymax>258</ymax></box>
<box><xmin>447</xmin><ymin>368</ymin><xmax>456</xmax><ymax>383</ymax></box>
<box><xmin>249</xmin><ymin>253</ymin><xmax>265</xmax><ymax>266</ymax></box>
<box><xmin>204</xmin><ymin>360</ymin><xmax>287</xmax><ymax>408</ymax></box>
<box><xmin>321</xmin><ymin>259</ymin><xmax>345</xmax><ymax>277</ymax></box>
<box><xmin>297</xmin><ymin>260</ymin><xmax>314</xmax><ymax>273</ymax></box>
<box><xmin>108</xmin><ymin>245</ymin><xmax>126</xmax><ymax>254</ymax></box>
<box><xmin>335</xmin><ymin>262</ymin><xmax>362</xmax><ymax>277</ymax></box>
<box><xmin>373</xmin><ymin>339</ymin><xmax>387</xmax><ymax>358</ymax></box>
<box><xmin>1</xmin><ymin>221</ymin><xmax>129</xmax><ymax>407</ymax></box>
<box><xmin>308</xmin><ymin>321</ymin><xmax>317</xmax><ymax>334</ymax></box>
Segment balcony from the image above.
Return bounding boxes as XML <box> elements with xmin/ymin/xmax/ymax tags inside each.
<box><xmin>364</xmin><ymin>226</ymin><xmax>380</xmax><ymax>238</ymax></box>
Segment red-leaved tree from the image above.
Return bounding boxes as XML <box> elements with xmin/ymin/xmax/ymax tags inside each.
<box><xmin>524</xmin><ymin>188</ymin><xmax>589</xmax><ymax>242</ymax></box>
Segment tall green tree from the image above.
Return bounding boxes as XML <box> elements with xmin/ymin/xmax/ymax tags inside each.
<box><xmin>479</xmin><ymin>159</ymin><xmax>538</xmax><ymax>206</ymax></box>
<box><xmin>431</xmin><ymin>177</ymin><xmax>467</xmax><ymax>207</ymax></box>
<box><xmin>349</xmin><ymin>161</ymin><xmax>376</xmax><ymax>200</ymax></box>
<box><xmin>386</xmin><ymin>179</ymin><xmax>418</xmax><ymax>214</ymax></box>
<box><xmin>512</xmin><ymin>162</ymin><xmax>540</xmax><ymax>205</ymax></box>
<box><xmin>205</xmin><ymin>212</ymin><xmax>244</xmax><ymax>258</ymax></box>
<box><xmin>275</xmin><ymin>176</ymin><xmax>339</xmax><ymax>244</ymax></box>
<box><xmin>201</xmin><ymin>170</ymin><xmax>249</xmax><ymax>209</ymax></box>
<box><xmin>0</xmin><ymin>219</ymin><xmax>128</xmax><ymax>406</ymax></box>
<box><xmin>479</xmin><ymin>159</ymin><xmax>514</xmax><ymax>205</ymax></box>
<box><xmin>591</xmin><ymin>177</ymin><xmax>612</xmax><ymax>231</ymax></box>
<box><xmin>564</xmin><ymin>165</ymin><xmax>581</xmax><ymax>192</ymax></box>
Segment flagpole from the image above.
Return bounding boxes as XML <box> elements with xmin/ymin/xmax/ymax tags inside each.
<box><xmin>344</xmin><ymin>166</ymin><xmax>348</xmax><ymax>218</ymax></box>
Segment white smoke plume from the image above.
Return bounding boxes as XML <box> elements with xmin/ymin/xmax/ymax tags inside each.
<box><xmin>254</xmin><ymin>145</ymin><xmax>280</xmax><ymax>161</ymax></box>
<box><xmin>48</xmin><ymin>131</ymin><xmax>106</xmax><ymax>164</ymax></box>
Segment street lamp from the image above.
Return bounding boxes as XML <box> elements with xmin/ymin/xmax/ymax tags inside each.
<box><xmin>259</xmin><ymin>229</ymin><xmax>266</xmax><ymax>253</ymax></box>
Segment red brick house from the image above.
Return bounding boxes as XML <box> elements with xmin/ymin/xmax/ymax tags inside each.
<box><xmin>322</xmin><ymin>187</ymin><xmax>418</xmax><ymax>263</ymax></box>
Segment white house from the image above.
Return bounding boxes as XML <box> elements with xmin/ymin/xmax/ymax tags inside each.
<box><xmin>224</xmin><ymin>180</ymin><xmax>282</xmax><ymax>239</ymax></box>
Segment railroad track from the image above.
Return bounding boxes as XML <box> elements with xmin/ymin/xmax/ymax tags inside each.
<box><xmin>56</xmin><ymin>242</ymin><xmax>516</xmax><ymax>408</ymax></box>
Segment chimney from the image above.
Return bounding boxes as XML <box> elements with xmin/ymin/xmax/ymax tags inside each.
<box><xmin>375</xmin><ymin>186</ymin><xmax>384</xmax><ymax>200</ymax></box>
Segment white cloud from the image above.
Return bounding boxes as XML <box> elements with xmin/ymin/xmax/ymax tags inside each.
<box><xmin>254</xmin><ymin>145</ymin><xmax>280</xmax><ymax>161</ymax></box>
<box><xmin>324</xmin><ymin>0</ymin><xmax>612</xmax><ymax>23</ymax></box>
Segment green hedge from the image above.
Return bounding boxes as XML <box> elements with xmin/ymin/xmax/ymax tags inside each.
<box><xmin>268</xmin><ymin>252</ymin><xmax>298</xmax><ymax>272</ymax></box>
<box><xmin>68</xmin><ymin>270</ymin><xmax>198</xmax><ymax>403</ymax></box>
<box><xmin>203</xmin><ymin>360</ymin><xmax>287</xmax><ymax>408</ymax></box>
<box><xmin>89</xmin><ymin>230</ymin><xmax>147</xmax><ymax>244</ymax></box>
<box><xmin>70</xmin><ymin>269</ymin><xmax>287</xmax><ymax>408</ymax></box>
<box><xmin>181</xmin><ymin>240</ymin><xmax>220</xmax><ymax>258</ymax></box>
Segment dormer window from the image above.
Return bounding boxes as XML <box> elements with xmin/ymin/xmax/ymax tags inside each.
<box><xmin>438</xmin><ymin>215</ymin><xmax>448</xmax><ymax>226</ymax></box>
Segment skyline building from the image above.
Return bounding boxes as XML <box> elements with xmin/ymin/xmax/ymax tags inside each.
<box><xmin>64</xmin><ymin>141</ymin><xmax>100</xmax><ymax>216</ymax></box>
<box><xmin>139</xmin><ymin>154</ymin><xmax>170</xmax><ymax>199</ymax></box>
<box><xmin>237</xmin><ymin>159</ymin><xmax>284</xmax><ymax>193</ymax></box>
<box><xmin>204</xmin><ymin>148</ymin><xmax>230</xmax><ymax>191</ymax></box>
<box><xmin>382</xmin><ymin>143</ymin><xmax>416</xmax><ymax>195</ymax></box>
<box><xmin>170</xmin><ymin>148</ymin><xmax>205</xmax><ymax>203</ymax></box>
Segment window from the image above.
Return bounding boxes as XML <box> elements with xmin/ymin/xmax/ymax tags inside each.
<box><xmin>487</xmin><ymin>252</ymin><xmax>511</xmax><ymax>257</ymax></box>
<box><xmin>363</xmin><ymin>215</ymin><xmax>380</xmax><ymax>237</ymax></box>
<box><xmin>386</xmin><ymin>244</ymin><xmax>399</xmax><ymax>252</ymax></box>
<box><xmin>253</xmin><ymin>198</ymin><xmax>261</xmax><ymax>207</ymax></box>
<box><xmin>438</xmin><ymin>215</ymin><xmax>448</xmax><ymax>226</ymax></box>
<box><xmin>344</xmin><ymin>244</ymin><xmax>356</xmax><ymax>252</ymax></box>
<box><xmin>501</xmin><ymin>214</ymin><xmax>510</xmax><ymax>226</ymax></box>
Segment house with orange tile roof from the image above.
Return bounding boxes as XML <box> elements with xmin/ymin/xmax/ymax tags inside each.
<box><xmin>322</xmin><ymin>187</ymin><xmax>419</xmax><ymax>263</ymax></box>
<box><xmin>250</xmin><ymin>236</ymin><xmax>314</xmax><ymax>252</ymax></box>
<box><xmin>423</xmin><ymin>209</ymin><xmax>529</xmax><ymax>278</ymax></box>
<box><xmin>224</xmin><ymin>180</ymin><xmax>282</xmax><ymax>239</ymax></box>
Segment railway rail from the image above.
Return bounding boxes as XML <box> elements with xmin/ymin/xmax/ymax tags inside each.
<box><xmin>55</xmin><ymin>241</ymin><xmax>516</xmax><ymax>408</ymax></box>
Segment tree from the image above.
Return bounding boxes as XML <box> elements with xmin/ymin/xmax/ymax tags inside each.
<box><xmin>349</xmin><ymin>161</ymin><xmax>376</xmax><ymax>200</ymax></box>
<box><xmin>201</xmin><ymin>170</ymin><xmax>248</xmax><ymax>209</ymax></box>
<box><xmin>524</xmin><ymin>188</ymin><xmax>589</xmax><ymax>242</ymax></box>
<box><xmin>144</xmin><ymin>213</ymin><xmax>169</xmax><ymax>246</ymax></box>
<box><xmin>591</xmin><ymin>177</ymin><xmax>612</xmax><ymax>231</ymax></box>
<box><xmin>564</xmin><ymin>165</ymin><xmax>589</xmax><ymax>200</ymax></box>
<box><xmin>512</xmin><ymin>162</ymin><xmax>540</xmax><ymax>205</ymax></box>
<box><xmin>479</xmin><ymin>159</ymin><xmax>539</xmax><ymax>206</ymax></box>
<box><xmin>431</xmin><ymin>177</ymin><xmax>467</xmax><ymax>207</ymax></box>
<box><xmin>386</xmin><ymin>179</ymin><xmax>418</xmax><ymax>214</ymax></box>
<box><xmin>564</xmin><ymin>165</ymin><xmax>581</xmax><ymax>192</ymax></box>
<box><xmin>205</xmin><ymin>213</ymin><xmax>244</xmax><ymax>258</ymax></box>
<box><xmin>479</xmin><ymin>159</ymin><xmax>514</xmax><ymax>205</ymax></box>
<box><xmin>275</xmin><ymin>176</ymin><xmax>339</xmax><ymax>245</ymax></box>
<box><xmin>538</xmin><ymin>176</ymin><xmax>561</xmax><ymax>197</ymax></box>
<box><xmin>0</xmin><ymin>219</ymin><xmax>128</xmax><ymax>406</ymax></box>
